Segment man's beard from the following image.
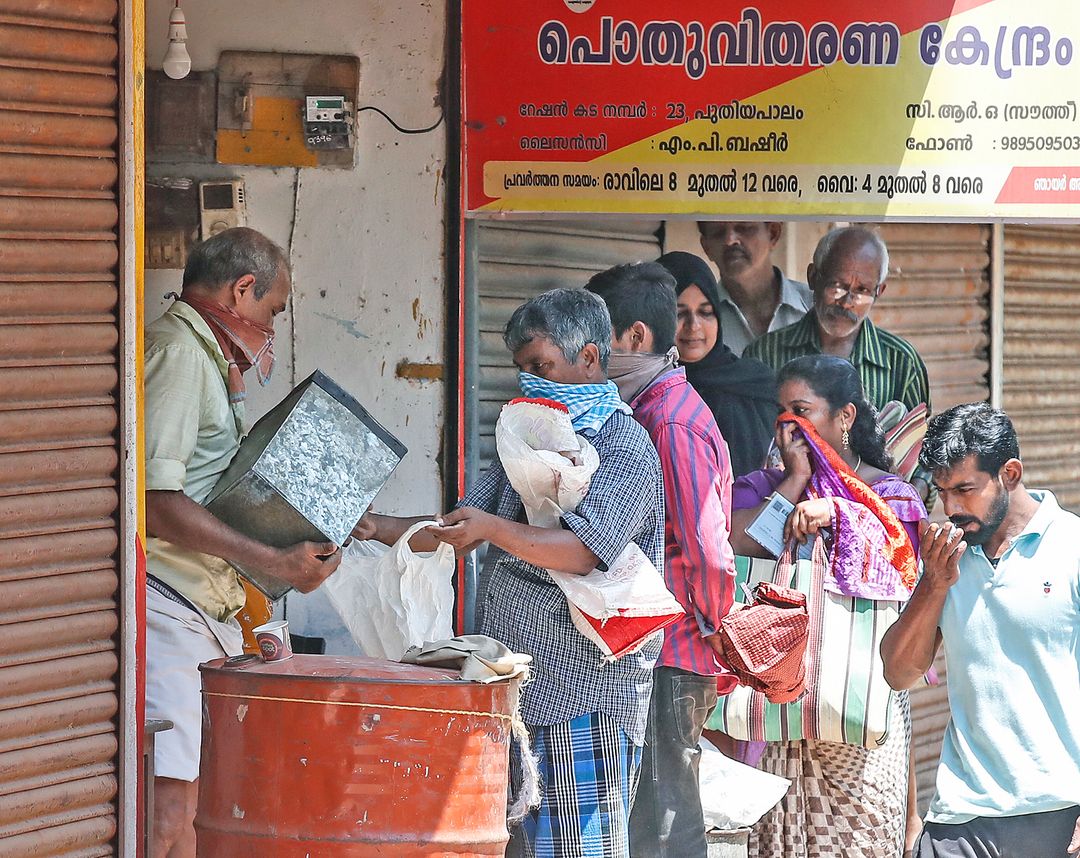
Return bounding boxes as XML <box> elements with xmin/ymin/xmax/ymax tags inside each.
<box><xmin>949</xmin><ymin>483</ymin><xmax>1009</xmax><ymax>546</ymax></box>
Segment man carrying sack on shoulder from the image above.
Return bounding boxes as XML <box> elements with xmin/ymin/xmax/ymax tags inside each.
<box><xmin>356</xmin><ymin>288</ymin><xmax>666</xmax><ymax>858</ymax></box>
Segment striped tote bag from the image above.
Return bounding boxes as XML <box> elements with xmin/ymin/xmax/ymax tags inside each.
<box><xmin>710</xmin><ymin>541</ymin><xmax>900</xmax><ymax>748</ymax></box>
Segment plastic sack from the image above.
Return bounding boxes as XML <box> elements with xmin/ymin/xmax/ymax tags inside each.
<box><xmin>323</xmin><ymin>521</ymin><xmax>454</xmax><ymax>660</ymax></box>
<box><xmin>495</xmin><ymin>397</ymin><xmax>599</xmax><ymax>528</ymax></box>
<box><xmin>698</xmin><ymin>736</ymin><xmax>790</xmax><ymax>830</ymax></box>
<box><xmin>495</xmin><ymin>399</ymin><xmax>683</xmax><ymax>659</ymax></box>
<box><xmin>552</xmin><ymin>542</ymin><xmax>685</xmax><ymax>660</ymax></box>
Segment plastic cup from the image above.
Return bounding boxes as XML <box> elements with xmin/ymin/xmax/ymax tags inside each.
<box><xmin>252</xmin><ymin>619</ymin><xmax>292</xmax><ymax>662</ymax></box>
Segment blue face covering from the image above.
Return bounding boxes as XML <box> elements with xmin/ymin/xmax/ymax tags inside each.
<box><xmin>517</xmin><ymin>371</ymin><xmax>632</xmax><ymax>435</ymax></box>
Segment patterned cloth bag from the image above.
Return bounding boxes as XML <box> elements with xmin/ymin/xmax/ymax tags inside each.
<box><xmin>712</xmin><ymin>540</ymin><xmax>901</xmax><ymax>748</ymax></box>
<box><xmin>718</xmin><ymin>580</ymin><xmax>809</xmax><ymax>703</ymax></box>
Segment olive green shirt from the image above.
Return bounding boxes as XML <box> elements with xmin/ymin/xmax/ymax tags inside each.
<box><xmin>144</xmin><ymin>301</ymin><xmax>247</xmax><ymax>621</ymax></box>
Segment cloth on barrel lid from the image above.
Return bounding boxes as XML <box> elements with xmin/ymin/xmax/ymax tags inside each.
<box><xmin>401</xmin><ymin>634</ymin><xmax>532</xmax><ymax>684</ymax></box>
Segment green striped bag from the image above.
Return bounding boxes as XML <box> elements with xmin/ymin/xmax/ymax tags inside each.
<box><xmin>709</xmin><ymin>544</ymin><xmax>900</xmax><ymax>748</ymax></box>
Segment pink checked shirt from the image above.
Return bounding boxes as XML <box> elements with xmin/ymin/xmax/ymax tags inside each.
<box><xmin>631</xmin><ymin>368</ymin><xmax>738</xmax><ymax>688</ymax></box>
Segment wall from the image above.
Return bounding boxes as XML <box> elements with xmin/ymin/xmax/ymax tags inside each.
<box><xmin>145</xmin><ymin>0</ymin><xmax>448</xmax><ymax>652</ymax></box>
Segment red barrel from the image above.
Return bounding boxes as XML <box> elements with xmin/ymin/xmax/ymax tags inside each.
<box><xmin>195</xmin><ymin>655</ymin><xmax>518</xmax><ymax>857</ymax></box>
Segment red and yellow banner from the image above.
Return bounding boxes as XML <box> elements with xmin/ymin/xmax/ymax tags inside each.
<box><xmin>462</xmin><ymin>0</ymin><xmax>1080</xmax><ymax>218</ymax></box>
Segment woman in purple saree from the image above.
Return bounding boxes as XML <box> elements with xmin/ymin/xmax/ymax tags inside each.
<box><xmin>728</xmin><ymin>355</ymin><xmax>927</xmax><ymax>858</ymax></box>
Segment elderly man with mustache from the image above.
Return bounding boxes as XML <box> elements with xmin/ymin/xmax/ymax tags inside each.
<box><xmin>745</xmin><ymin>225</ymin><xmax>930</xmax><ymax>426</ymax></box>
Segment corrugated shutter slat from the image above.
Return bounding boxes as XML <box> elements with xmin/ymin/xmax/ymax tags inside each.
<box><xmin>872</xmin><ymin>223</ymin><xmax>992</xmax><ymax>411</ymax></box>
<box><xmin>0</xmin><ymin>0</ymin><xmax>120</xmax><ymax>852</ymax></box>
<box><xmin>471</xmin><ymin>220</ymin><xmax>662</xmax><ymax>473</ymax></box>
<box><xmin>1003</xmin><ymin>225</ymin><xmax>1080</xmax><ymax>513</ymax></box>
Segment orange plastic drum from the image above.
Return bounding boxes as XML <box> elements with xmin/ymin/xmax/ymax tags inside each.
<box><xmin>195</xmin><ymin>655</ymin><xmax>518</xmax><ymax>857</ymax></box>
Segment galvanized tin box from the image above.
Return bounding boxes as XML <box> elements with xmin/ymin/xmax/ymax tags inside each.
<box><xmin>206</xmin><ymin>370</ymin><xmax>407</xmax><ymax>599</ymax></box>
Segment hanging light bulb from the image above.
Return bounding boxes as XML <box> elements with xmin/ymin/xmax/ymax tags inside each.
<box><xmin>162</xmin><ymin>1</ymin><xmax>192</xmax><ymax>80</ymax></box>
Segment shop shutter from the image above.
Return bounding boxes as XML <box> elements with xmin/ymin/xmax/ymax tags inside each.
<box><xmin>466</xmin><ymin>219</ymin><xmax>663</xmax><ymax>478</ymax></box>
<box><xmin>867</xmin><ymin>223</ymin><xmax>991</xmax><ymax>810</ymax></box>
<box><xmin>1002</xmin><ymin>225</ymin><xmax>1080</xmax><ymax>513</ymax></box>
<box><xmin>0</xmin><ymin>0</ymin><xmax>122</xmax><ymax>854</ymax></box>
<box><xmin>872</xmin><ymin>223</ymin><xmax>992</xmax><ymax>412</ymax></box>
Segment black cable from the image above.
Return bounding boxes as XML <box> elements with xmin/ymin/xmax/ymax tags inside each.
<box><xmin>355</xmin><ymin>104</ymin><xmax>444</xmax><ymax>135</ymax></box>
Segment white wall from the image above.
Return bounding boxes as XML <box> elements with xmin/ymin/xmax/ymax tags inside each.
<box><xmin>145</xmin><ymin>0</ymin><xmax>448</xmax><ymax>652</ymax></box>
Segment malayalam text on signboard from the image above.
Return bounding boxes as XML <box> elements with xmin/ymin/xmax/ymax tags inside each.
<box><xmin>462</xmin><ymin>0</ymin><xmax>1080</xmax><ymax>217</ymax></box>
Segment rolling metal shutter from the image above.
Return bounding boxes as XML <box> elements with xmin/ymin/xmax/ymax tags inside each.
<box><xmin>1002</xmin><ymin>225</ymin><xmax>1080</xmax><ymax>513</ymax></box>
<box><xmin>0</xmin><ymin>1</ymin><xmax>122</xmax><ymax>854</ymax></box>
<box><xmin>465</xmin><ymin>219</ymin><xmax>663</xmax><ymax>478</ymax></box>
<box><xmin>872</xmin><ymin>223</ymin><xmax>992</xmax><ymax>412</ymax></box>
<box><xmin>867</xmin><ymin>223</ymin><xmax>992</xmax><ymax>810</ymax></box>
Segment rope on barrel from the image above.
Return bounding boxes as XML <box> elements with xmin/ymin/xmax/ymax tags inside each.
<box><xmin>205</xmin><ymin>685</ymin><xmax>542</xmax><ymax>824</ymax></box>
<box><xmin>203</xmin><ymin>691</ymin><xmax>514</xmax><ymax>722</ymax></box>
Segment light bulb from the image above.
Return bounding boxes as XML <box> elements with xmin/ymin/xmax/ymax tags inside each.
<box><xmin>162</xmin><ymin>4</ymin><xmax>191</xmax><ymax>80</ymax></box>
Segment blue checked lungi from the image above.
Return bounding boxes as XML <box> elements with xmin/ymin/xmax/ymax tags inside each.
<box><xmin>520</xmin><ymin>712</ymin><xmax>642</xmax><ymax>858</ymax></box>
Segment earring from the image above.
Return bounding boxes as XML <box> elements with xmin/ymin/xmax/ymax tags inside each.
<box><xmin>842</xmin><ymin>428</ymin><xmax>850</xmax><ymax>450</ymax></box>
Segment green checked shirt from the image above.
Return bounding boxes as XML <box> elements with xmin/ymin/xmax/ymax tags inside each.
<box><xmin>744</xmin><ymin>311</ymin><xmax>931</xmax><ymax>415</ymax></box>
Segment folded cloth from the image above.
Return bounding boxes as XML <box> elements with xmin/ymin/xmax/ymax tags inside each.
<box><xmin>880</xmin><ymin>401</ymin><xmax>929</xmax><ymax>483</ymax></box>
<box><xmin>400</xmin><ymin>634</ymin><xmax>532</xmax><ymax>684</ymax></box>
<box><xmin>717</xmin><ymin>582</ymin><xmax>809</xmax><ymax>704</ymax></box>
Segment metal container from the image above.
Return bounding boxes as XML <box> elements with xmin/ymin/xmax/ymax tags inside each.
<box><xmin>196</xmin><ymin>655</ymin><xmax>517</xmax><ymax>857</ymax></box>
<box><xmin>706</xmin><ymin>827</ymin><xmax>751</xmax><ymax>858</ymax></box>
<box><xmin>206</xmin><ymin>369</ymin><xmax>407</xmax><ymax>598</ymax></box>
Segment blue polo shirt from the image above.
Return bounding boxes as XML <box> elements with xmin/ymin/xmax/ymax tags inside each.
<box><xmin>926</xmin><ymin>490</ymin><xmax>1080</xmax><ymax>824</ymax></box>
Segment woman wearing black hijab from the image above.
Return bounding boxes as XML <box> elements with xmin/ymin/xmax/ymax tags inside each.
<box><xmin>657</xmin><ymin>251</ymin><xmax>779</xmax><ymax>477</ymax></box>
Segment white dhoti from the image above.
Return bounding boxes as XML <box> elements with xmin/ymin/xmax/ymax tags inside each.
<box><xmin>145</xmin><ymin>585</ymin><xmax>244</xmax><ymax>782</ymax></box>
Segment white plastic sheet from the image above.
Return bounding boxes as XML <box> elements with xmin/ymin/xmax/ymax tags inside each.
<box><xmin>324</xmin><ymin>521</ymin><xmax>455</xmax><ymax>660</ymax></box>
<box><xmin>698</xmin><ymin>737</ymin><xmax>790</xmax><ymax>830</ymax></box>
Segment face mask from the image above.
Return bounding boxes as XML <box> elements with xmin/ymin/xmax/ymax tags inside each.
<box><xmin>517</xmin><ymin>372</ymin><xmax>631</xmax><ymax>434</ymax></box>
<box><xmin>606</xmin><ymin>346</ymin><xmax>679</xmax><ymax>403</ymax></box>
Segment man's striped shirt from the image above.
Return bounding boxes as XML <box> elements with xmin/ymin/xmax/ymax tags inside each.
<box><xmin>630</xmin><ymin>368</ymin><xmax>738</xmax><ymax>686</ymax></box>
<box><xmin>744</xmin><ymin>311</ymin><xmax>931</xmax><ymax>414</ymax></box>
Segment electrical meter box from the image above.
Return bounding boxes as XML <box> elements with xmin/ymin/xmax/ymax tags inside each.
<box><xmin>199</xmin><ymin>179</ymin><xmax>247</xmax><ymax>240</ymax></box>
<box><xmin>304</xmin><ymin>96</ymin><xmax>353</xmax><ymax>150</ymax></box>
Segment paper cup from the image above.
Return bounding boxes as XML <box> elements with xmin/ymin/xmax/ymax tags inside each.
<box><xmin>253</xmin><ymin>620</ymin><xmax>292</xmax><ymax>662</ymax></box>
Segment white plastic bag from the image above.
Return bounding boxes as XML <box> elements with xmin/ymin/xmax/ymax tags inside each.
<box><xmin>698</xmin><ymin>737</ymin><xmax>790</xmax><ymax>829</ymax></box>
<box><xmin>324</xmin><ymin>521</ymin><xmax>454</xmax><ymax>660</ymax></box>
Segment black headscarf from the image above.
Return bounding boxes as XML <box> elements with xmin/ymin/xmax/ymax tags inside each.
<box><xmin>657</xmin><ymin>251</ymin><xmax>779</xmax><ymax>477</ymax></box>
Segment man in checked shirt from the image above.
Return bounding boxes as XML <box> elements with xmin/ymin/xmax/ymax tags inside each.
<box><xmin>588</xmin><ymin>263</ymin><xmax>738</xmax><ymax>858</ymax></box>
<box><xmin>357</xmin><ymin>288</ymin><xmax>666</xmax><ymax>858</ymax></box>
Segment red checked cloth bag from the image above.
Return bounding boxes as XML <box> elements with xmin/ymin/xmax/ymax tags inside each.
<box><xmin>718</xmin><ymin>581</ymin><xmax>809</xmax><ymax>704</ymax></box>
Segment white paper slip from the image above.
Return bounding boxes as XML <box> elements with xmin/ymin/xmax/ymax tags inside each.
<box><xmin>744</xmin><ymin>492</ymin><xmax>794</xmax><ymax>558</ymax></box>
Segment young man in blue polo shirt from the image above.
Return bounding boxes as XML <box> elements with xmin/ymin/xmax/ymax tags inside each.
<box><xmin>881</xmin><ymin>403</ymin><xmax>1080</xmax><ymax>858</ymax></box>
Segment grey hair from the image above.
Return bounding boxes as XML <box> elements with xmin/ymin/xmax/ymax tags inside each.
<box><xmin>503</xmin><ymin>288</ymin><xmax>613</xmax><ymax>370</ymax></box>
<box><xmin>812</xmin><ymin>226</ymin><xmax>890</xmax><ymax>285</ymax></box>
<box><xmin>182</xmin><ymin>226</ymin><xmax>290</xmax><ymax>299</ymax></box>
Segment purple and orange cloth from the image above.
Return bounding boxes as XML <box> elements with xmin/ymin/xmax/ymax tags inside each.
<box><xmin>777</xmin><ymin>412</ymin><xmax>920</xmax><ymax>601</ymax></box>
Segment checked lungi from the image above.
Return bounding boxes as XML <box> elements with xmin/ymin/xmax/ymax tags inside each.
<box><xmin>518</xmin><ymin>712</ymin><xmax>642</xmax><ymax>858</ymax></box>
